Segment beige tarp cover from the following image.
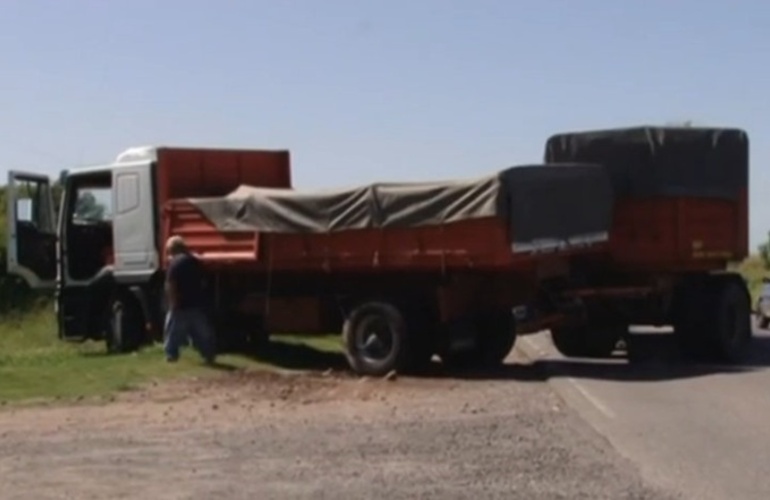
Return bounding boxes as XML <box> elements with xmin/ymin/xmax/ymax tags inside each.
<box><xmin>188</xmin><ymin>174</ymin><xmax>501</xmax><ymax>233</ymax></box>
<box><xmin>187</xmin><ymin>164</ymin><xmax>614</xmax><ymax>248</ymax></box>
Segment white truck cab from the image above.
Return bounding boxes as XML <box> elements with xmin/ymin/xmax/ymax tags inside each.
<box><xmin>7</xmin><ymin>144</ymin><xmax>292</xmax><ymax>355</ymax></box>
<box><xmin>7</xmin><ymin>148</ymin><xmax>162</xmax><ymax>350</ymax></box>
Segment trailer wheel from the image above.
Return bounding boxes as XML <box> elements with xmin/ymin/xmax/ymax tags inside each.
<box><xmin>475</xmin><ymin>308</ymin><xmax>517</xmax><ymax>365</ymax></box>
<box><xmin>672</xmin><ymin>277</ymin><xmax>708</xmax><ymax>359</ymax></box>
<box><xmin>550</xmin><ymin>324</ymin><xmax>622</xmax><ymax>358</ymax></box>
<box><xmin>439</xmin><ymin>308</ymin><xmax>517</xmax><ymax>370</ymax></box>
<box><xmin>704</xmin><ymin>277</ymin><xmax>752</xmax><ymax>363</ymax></box>
<box><xmin>343</xmin><ymin>301</ymin><xmax>409</xmax><ymax>377</ymax></box>
<box><xmin>106</xmin><ymin>296</ymin><xmax>145</xmax><ymax>354</ymax></box>
<box><xmin>675</xmin><ymin>275</ymin><xmax>752</xmax><ymax>363</ymax></box>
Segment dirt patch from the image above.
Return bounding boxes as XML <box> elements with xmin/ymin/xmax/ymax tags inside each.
<box><xmin>0</xmin><ymin>350</ymin><xmax>677</xmax><ymax>500</ymax></box>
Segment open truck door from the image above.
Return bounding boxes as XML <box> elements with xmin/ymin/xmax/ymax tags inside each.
<box><xmin>6</xmin><ymin>171</ymin><xmax>57</xmax><ymax>289</ymax></box>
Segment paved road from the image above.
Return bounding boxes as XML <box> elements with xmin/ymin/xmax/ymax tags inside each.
<box><xmin>518</xmin><ymin>324</ymin><xmax>770</xmax><ymax>500</ymax></box>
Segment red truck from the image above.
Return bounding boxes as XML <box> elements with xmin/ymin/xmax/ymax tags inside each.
<box><xmin>6</xmin><ymin>125</ymin><xmax>752</xmax><ymax>375</ymax></box>
<box><xmin>8</xmin><ymin>144</ymin><xmax>615</xmax><ymax>375</ymax></box>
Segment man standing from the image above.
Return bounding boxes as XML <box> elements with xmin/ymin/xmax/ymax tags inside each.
<box><xmin>163</xmin><ymin>235</ymin><xmax>216</xmax><ymax>364</ymax></box>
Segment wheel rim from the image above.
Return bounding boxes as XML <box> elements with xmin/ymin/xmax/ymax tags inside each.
<box><xmin>355</xmin><ymin>316</ymin><xmax>395</xmax><ymax>365</ymax></box>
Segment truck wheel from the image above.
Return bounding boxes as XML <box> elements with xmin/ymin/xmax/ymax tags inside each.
<box><xmin>672</xmin><ymin>277</ymin><xmax>709</xmax><ymax>360</ymax></box>
<box><xmin>402</xmin><ymin>309</ymin><xmax>437</xmax><ymax>372</ymax></box>
<box><xmin>703</xmin><ymin>277</ymin><xmax>752</xmax><ymax>363</ymax></box>
<box><xmin>106</xmin><ymin>296</ymin><xmax>145</xmax><ymax>354</ymax></box>
<box><xmin>550</xmin><ymin>324</ymin><xmax>622</xmax><ymax>358</ymax></box>
<box><xmin>439</xmin><ymin>308</ymin><xmax>517</xmax><ymax>370</ymax></box>
<box><xmin>475</xmin><ymin>308</ymin><xmax>517</xmax><ymax>365</ymax></box>
<box><xmin>675</xmin><ymin>275</ymin><xmax>752</xmax><ymax>363</ymax></box>
<box><xmin>342</xmin><ymin>301</ymin><xmax>409</xmax><ymax>377</ymax></box>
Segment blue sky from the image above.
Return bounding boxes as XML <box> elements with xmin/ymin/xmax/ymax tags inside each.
<box><xmin>2</xmin><ymin>0</ymin><xmax>769</xmax><ymax>247</ymax></box>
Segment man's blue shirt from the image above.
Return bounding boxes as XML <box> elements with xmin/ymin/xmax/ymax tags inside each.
<box><xmin>167</xmin><ymin>253</ymin><xmax>205</xmax><ymax>310</ymax></box>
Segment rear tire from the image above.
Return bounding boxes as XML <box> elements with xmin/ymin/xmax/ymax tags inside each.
<box><xmin>674</xmin><ymin>274</ymin><xmax>752</xmax><ymax>363</ymax></box>
<box><xmin>550</xmin><ymin>323</ymin><xmax>623</xmax><ymax>358</ymax></box>
<box><xmin>475</xmin><ymin>308</ymin><xmax>517</xmax><ymax>365</ymax></box>
<box><xmin>704</xmin><ymin>277</ymin><xmax>752</xmax><ymax>363</ymax></box>
<box><xmin>439</xmin><ymin>308</ymin><xmax>517</xmax><ymax>370</ymax></box>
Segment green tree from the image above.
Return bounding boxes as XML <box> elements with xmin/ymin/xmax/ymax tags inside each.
<box><xmin>759</xmin><ymin>232</ymin><xmax>770</xmax><ymax>270</ymax></box>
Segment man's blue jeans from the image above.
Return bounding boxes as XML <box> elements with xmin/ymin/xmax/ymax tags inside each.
<box><xmin>163</xmin><ymin>308</ymin><xmax>216</xmax><ymax>362</ymax></box>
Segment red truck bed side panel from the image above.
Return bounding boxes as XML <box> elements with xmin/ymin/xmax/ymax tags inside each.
<box><xmin>164</xmin><ymin>199</ymin><xmax>609</xmax><ymax>275</ymax></box>
<box><xmin>610</xmin><ymin>192</ymin><xmax>747</xmax><ymax>271</ymax></box>
<box><xmin>544</xmin><ymin>126</ymin><xmax>749</xmax><ymax>272</ymax></box>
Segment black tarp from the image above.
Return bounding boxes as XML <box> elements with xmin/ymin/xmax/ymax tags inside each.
<box><xmin>544</xmin><ymin>126</ymin><xmax>749</xmax><ymax>199</ymax></box>
<box><xmin>501</xmin><ymin>164</ymin><xmax>613</xmax><ymax>252</ymax></box>
<box><xmin>188</xmin><ymin>164</ymin><xmax>614</xmax><ymax>254</ymax></box>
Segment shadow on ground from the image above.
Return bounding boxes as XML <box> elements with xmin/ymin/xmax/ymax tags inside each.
<box><xmin>232</xmin><ymin>340</ymin><xmax>350</xmax><ymax>372</ymax></box>
<box><xmin>496</xmin><ymin>330</ymin><xmax>770</xmax><ymax>384</ymax></box>
<box><xmin>237</xmin><ymin>331</ymin><xmax>770</xmax><ymax>384</ymax></box>
<box><xmin>87</xmin><ymin>329</ymin><xmax>770</xmax><ymax>384</ymax></box>
<box><xmin>79</xmin><ymin>347</ymin><xmax>242</xmax><ymax>371</ymax></box>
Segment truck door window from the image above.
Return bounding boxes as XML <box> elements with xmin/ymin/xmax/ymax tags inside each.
<box><xmin>65</xmin><ymin>177</ymin><xmax>114</xmax><ymax>281</ymax></box>
<box><xmin>6</xmin><ymin>174</ymin><xmax>57</xmax><ymax>288</ymax></box>
<box><xmin>13</xmin><ymin>178</ymin><xmax>55</xmax><ymax>231</ymax></box>
<box><xmin>116</xmin><ymin>173</ymin><xmax>140</xmax><ymax>214</ymax></box>
<box><xmin>73</xmin><ymin>187</ymin><xmax>112</xmax><ymax>223</ymax></box>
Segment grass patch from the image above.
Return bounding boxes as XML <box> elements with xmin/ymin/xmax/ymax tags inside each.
<box><xmin>0</xmin><ymin>307</ymin><xmax>343</xmax><ymax>404</ymax></box>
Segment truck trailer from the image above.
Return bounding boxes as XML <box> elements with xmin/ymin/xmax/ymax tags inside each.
<box><xmin>543</xmin><ymin>125</ymin><xmax>752</xmax><ymax>362</ymax></box>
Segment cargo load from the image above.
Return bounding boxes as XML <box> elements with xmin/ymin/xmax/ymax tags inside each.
<box><xmin>544</xmin><ymin>126</ymin><xmax>748</xmax><ymax>199</ymax></box>
<box><xmin>542</xmin><ymin>125</ymin><xmax>749</xmax><ymax>269</ymax></box>
<box><xmin>187</xmin><ymin>163</ymin><xmax>614</xmax><ymax>254</ymax></box>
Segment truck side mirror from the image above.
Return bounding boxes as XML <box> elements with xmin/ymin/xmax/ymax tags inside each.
<box><xmin>16</xmin><ymin>198</ymin><xmax>33</xmax><ymax>223</ymax></box>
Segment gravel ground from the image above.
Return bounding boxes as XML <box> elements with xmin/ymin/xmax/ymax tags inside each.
<box><xmin>0</xmin><ymin>352</ymin><xmax>679</xmax><ymax>500</ymax></box>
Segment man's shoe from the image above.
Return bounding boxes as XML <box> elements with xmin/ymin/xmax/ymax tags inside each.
<box><xmin>166</xmin><ymin>356</ymin><xmax>179</xmax><ymax>363</ymax></box>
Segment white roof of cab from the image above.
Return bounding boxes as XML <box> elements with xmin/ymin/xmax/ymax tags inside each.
<box><xmin>63</xmin><ymin>146</ymin><xmax>160</xmax><ymax>177</ymax></box>
<box><xmin>114</xmin><ymin>146</ymin><xmax>158</xmax><ymax>163</ymax></box>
